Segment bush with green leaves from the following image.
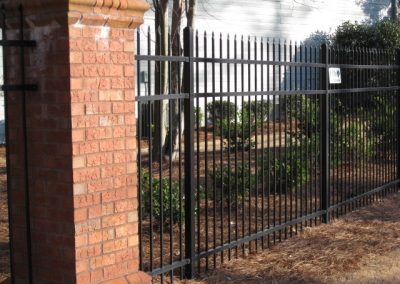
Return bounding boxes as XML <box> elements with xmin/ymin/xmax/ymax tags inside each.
<box><xmin>267</xmin><ymin>152</ymin><xmax>311</xmax><ymax>193</ymax></box>
<box><xmin>141</xmin><ymin>171</ymin><xmax>182</xmax><ymax>224</ymax></box>
<box><xmin>206</xmin><ymin>100</ymin><xmax>237</xmax><ymax>123</ymax></box>
<box><xmin>368</xmin><ymin>96</ymin><xmax>395</xmax><ymax>158</ymax></box>
<box><xmin>210</xmin><ymin>145</ymin><xmax>312</xmax><ymax>199</ymax></box>
<box><xmin>285</xmin><ymin>95</ymin><xmax>321</xmax><ymax>138</ymax></box>
<box><xmin>374</xmin><ymin>20</ymin><xmax>400</xmax><ymax>49</ymax></box>
<box><xmin>339</xmin><ymin>120</ymin><xmax>375</xmax><ymax>162</ymax></box>
<box><xmin>208</xmin><ymin>99</ymin><xmax>272</xmax><ymax>150</ymax></box>
<box><xmin>334</xmin><ymin>21</ymin><xmax>376</xmax><ymax>48</ymax></box>
<box><xmin>210</xmin><ymin>164</ymin><xmax>255</xmax><ymax>202</ymax></box>
<box><xmin>242</xmin><ymin>99</ymin><xmax>272</xmax><ymax>123</ymax></box>
<box><xmin>332</xmin><ymin>20</ymin><xmax>399</xmax><ymax>109</ymax></box>
<box><xmin>333</xmin><ymin>19</ymin><xmax>400</xmax><ymax>49</ymax></box>
<box><xmin>332</xmin><ymin>19</ymin><xmax>398</xmax><ymax>158</ymax></box>
<box><xmin>286</xmin><ymin>95</ymin><xmax>374</xmax><ymax>167</ymax></box>
<box><xmin>234</xmin><ymin>99</ymin><xmax>272</xmax><ymax>148</ymax></box>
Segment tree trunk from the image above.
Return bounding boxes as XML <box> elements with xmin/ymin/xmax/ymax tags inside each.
<box><xmin>187</xmin><ymin>0</ymin><xmax>196</xmax><ymax>28</ymax></box>
<box><xmin>153</xmin><ymin>0</ymin><xmax>169</xmax><ymax>161</ymax></box>
<box><xmin>152</xmin><ymin>0</ymin><xmax>197</xmax><ymax>161</ymax></box>
<box><xmin>166</xmin><ymin>0</ymin><xmax>197</xmax><ymax>161</ymax></box>
<box><xmin>391</xmin><ymin>0</ymin><xmax>398</xmax><ymax>20</ymax></box>
<box><xmin>166</xmin><ymin>0</ymin><xmax>184</xmax><ymax>161</ymax></box>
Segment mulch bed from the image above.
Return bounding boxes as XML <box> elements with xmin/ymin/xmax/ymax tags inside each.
<box><xmin>142</xmin><ymin>160</ymin><xmax>397</xmax><ymax>282</ymax></box>
<box><xmin>169</xmin><ymin>191</ymin><xmax>400</xmax><ymax>284</ymax></box>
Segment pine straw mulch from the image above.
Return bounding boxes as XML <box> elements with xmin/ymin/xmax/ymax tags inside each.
<box><xmin>177</xmin><ymin>191</ymin><xmax>400</xmax><ymax>284</ymax></box>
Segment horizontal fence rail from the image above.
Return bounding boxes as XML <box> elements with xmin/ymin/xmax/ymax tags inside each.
<box><xmin>135</xmin><ymin>26</ymin><xmax>400</xmax><ymax>282</ymax></box>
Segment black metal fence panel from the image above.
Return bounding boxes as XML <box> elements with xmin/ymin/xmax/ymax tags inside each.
<box><xmin>135</xmin><ymin>26</ymin><xmax>400</xmax><ymax>282</ymax></box>
<box><xmin>1</xmin><ymin>6</ymin><xmax>38</xmax><ymax>283</ymax></box>
<box><xmin>327</xmin><ymin>47</ymin><xmax>398</xmax><ymax>216</ymax></box>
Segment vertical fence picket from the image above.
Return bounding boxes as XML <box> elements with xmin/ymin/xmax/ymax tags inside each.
<box><xmin>183</xmin><ymin>26</ymin><xmax>195</xmax><ymax>279</ymax></box>
<box><xmin>234</xmin><ymin>34</ymin><xmax>239</xmax><ymax>257</ymax></box>
<box><xmin>267</xmin><ymin>38</ymin><xmax>271</xmax><ymax>246</ymax></box>
<box><xmin>320</xmin><ymin>44</ymin><xmax>330</xmax><ymax>223</ymax></box>
<box><xmin>167</xmin><ymin>28</ymin><xmax>173</xmax><ymax>283</ymax></box>
<box><xmin>227</xmin><ymin>33</ymin><xmax>232</xmax><ymax>260</ymax></box>
<box><xmin>204</xmin><ymin>30</ymin><xmax>209</xmax><ymax>271</ymax></box>
<box><xmin>195</xmin><ymin>29</ymin><xmax>200</xmax><ymax>275</ymax></box>
<box><xmin>219</xmin><ymin>32</ymin><xmax>225</xmax><ymax>265</ymax></box>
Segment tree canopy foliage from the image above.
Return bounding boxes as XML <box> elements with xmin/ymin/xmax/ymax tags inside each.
<box><xmin>333</xmin><ymin>19</ymin><xmax>400</xmax><ymax>49</ymax></box>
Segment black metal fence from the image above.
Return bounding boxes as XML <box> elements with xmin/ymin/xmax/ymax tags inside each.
<box><xmin>1</xmin><ymin>6</ymin><xmax>38</xmax><ymax>283</ymax></box>
<box><xmin>135</xmin><ymin>26</ymin><xmax>400</xmax><ymax>282</ymax></box>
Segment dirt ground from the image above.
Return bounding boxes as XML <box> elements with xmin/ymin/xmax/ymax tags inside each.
<box><xmin>182</xmin><ymin>191</ymin><xmax>400</xmax><ymax>284</ymax></box>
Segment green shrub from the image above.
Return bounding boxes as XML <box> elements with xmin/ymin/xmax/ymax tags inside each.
<box><xmin>368</xmin><ymin>96</ymin><xmax>395</xmax><ymax>158</ymax></box>
<box><xmin>210</xmin><ymin>144</ymin><xmax>312</xmax><ymax>198</ymax></box>
<box><xmin>286</xmin><ymin>95</ymin><xmax>374</xmax><ymax>167</ymax></box>
<box><xmin>286</xmin><ymin>95</ymin><xmax>340</xmax><ymax>141</ymax></box>
<box><xmin>210</xmin><ymin>164</ymin><xmax>255</xmax><ymax>202</ymax></box>
<box><xmin>213</xmin><ymin>100</ymin><xmax>272</xmax><ymax>151</ymax></box>
<box><xmin>334</xmin><ymin>21</ymin><xmax>376</xmax><ymax>48</ymax></box>
<box><xmin>341</xmin><ymin>120</ymin><xmax>374</xmax><ymax>161</ymax></box>
<box><xmin>141</xmin><ymin>171</ymin><xmax>182</xmax><ymax>224</ymax></box>
<box><xmin>285</xmin><ymin>95</ymin><xmax>321</xmax><ymax>138</ymax></box>
<box><xmin>374</xmin><ymin>20</ymin><xmax>400</xmax><ymax>49</ymax></box>
<box><xmin>333</xmin><ymin>19</ymin><xmax>400</xmax><ymax>49</ymax></box>
<box><xmin>242</xmin><ymin>99</ymin><xmax>272</xmax><ymax>123</ymax></box>
<box><xmin>332</xmin><ymin>19</ymin><xmax>399</xmax><ymax>102</ymax></box>
<box><xmin>332</xmin><ymin>20</ymin><xmax>399</xmax><ymax>110</ymax></box>
<box><xmin>330</xmin><ymin>20</ymin><xmax>399</xmax><ymax>117</ymax></box>
<box><xmin>207</xmin><ymin>100</ymin><xmax>237</xmax><ymax>123</ymax></box>
<box><xmin>268</xmin><ymin>154</ymin><xmax>310</xmax><ymax>193</ymax></box>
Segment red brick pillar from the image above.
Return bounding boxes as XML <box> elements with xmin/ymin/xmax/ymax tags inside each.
<box><xmin>4</xmin><ymin>1</ymin><xmax>151</xmax><ymax>283</ymax></box>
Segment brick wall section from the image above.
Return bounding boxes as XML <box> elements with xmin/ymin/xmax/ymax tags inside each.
<box><xmin>70</xmin><ymin>25</ymin><xmax>149</xmax><ymax>284</ymax></box>
<box><xmin>4</xmin><ymin>0</ymin><xmax>151</xmax><ymax>283</ymax></box>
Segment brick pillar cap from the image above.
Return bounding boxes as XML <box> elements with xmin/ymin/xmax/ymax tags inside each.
<box><xmin>4</xmin><ymin>0</ymin><xmax>150</xmax><ymax>28</ymax></box>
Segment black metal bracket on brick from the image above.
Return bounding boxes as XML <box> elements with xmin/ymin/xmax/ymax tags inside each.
<box><xmin>1</xmin><ymin>84</ymin><xmax>38</xmax><ymax>91</ymax></box>
<box><xmin>0</xmin><ymin>39</ymin><xmax>36</xmax><ymax>47</ymax></box>
<box><xmin>0</xmin><ymin>40</ymin><xmax>38</xmax><ymax>92</ymax></box>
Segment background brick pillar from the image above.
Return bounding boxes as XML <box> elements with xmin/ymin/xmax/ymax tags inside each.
<box><xmin>4</xmin><ymin>0</ymin><xmax>150</xmax><ymax>283</ymax></box>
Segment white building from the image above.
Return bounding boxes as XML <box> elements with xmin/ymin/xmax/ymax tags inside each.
<box><xmin>142</xmin><ymin>0</ymin><xmax>393</xmax><ymax>40</ymax></box>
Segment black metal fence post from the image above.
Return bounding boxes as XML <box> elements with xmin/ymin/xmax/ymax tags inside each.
<box><xmin>321</xmin><ymin>44</ymin><xmax>330</xmax><ymax>223</ymax></box>
<box><xmin>183</xmin><ymin>26</ymin><xmax>195</xmax><ymax>279</ymax></box>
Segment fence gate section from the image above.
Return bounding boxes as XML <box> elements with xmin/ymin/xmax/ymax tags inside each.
<box><xmin>1</xmin><ymin>5</ymin><xmax>38</xmax><ymax>283</ymax></box>
<box><xmin>135</xmin><ymin>26</ymin><xmax>400</xmax><ymax>282</ymax></box>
